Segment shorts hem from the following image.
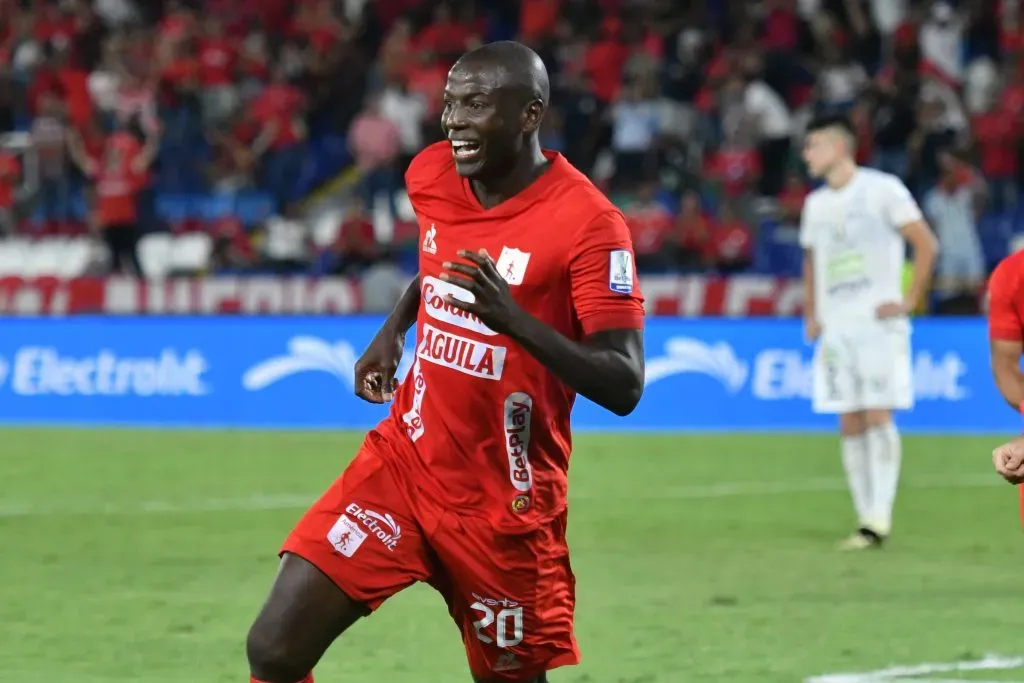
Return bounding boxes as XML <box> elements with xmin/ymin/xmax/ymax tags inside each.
<box><xmin>278</xmin><ymin>545</ymin><xmax>384</xmax><ymax>612</ymax></box>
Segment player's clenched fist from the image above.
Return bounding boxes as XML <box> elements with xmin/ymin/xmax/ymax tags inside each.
<box><xmin>441</xmin><ymin>249</ymin><xmax>524</xmax><ymax>336</ymax></box>
<box><xmin>992</xmin><ymin>437</ymin><xmax>1024</xmax><ymax>484</ymax></box>
<box><xmin>354</xmin><ymin>324</ymin><xmax>405</xmax><ymax>403</ymax></box>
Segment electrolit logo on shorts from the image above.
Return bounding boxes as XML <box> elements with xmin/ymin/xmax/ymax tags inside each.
<box><xmin>417</xmin><ymin>323</ymin><xmax>506</xmax><ymax>380</ymax></box>
<box><xmin>345</xmin><ymin>502</ymin><xmax>401</xmax><ymax>551</ymax></box>
<box><xmin>421</xmin><ymin>276</ymin><xmax>497</xmax><ymax>336</ymax></box>
<box><xmin>504</xmin><ymin>392</ymin><xmax>533</xmax><ymax>492</ymax></box>
<box><xmin>644</xmin><ymin>337</ymin><xmax>969</xmax><ymax>402</ymax></box>
<box><xmin>3</xmin><ymin>347</ymin><xmax>208</xmax><ymax>396</ymax></box>
<box><xmin>326</xmin><ymin>514</ymin><xmax>368</xmax><ymax>558</ymax></box>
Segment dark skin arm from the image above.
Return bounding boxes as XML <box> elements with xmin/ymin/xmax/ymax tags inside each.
<box><xmin>442</xmin><ymin>249</ymin><xmax>645</xmax><ymax>416</ymax></box>
<box><xmin>354</xmin><ymin>274</ymin><xmax>420</xmax><ymax>403</ymax></box>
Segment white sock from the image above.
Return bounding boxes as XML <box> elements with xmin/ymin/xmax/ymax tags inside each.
<box><xmin>865</xmin><ymin>422</ymin><xmax>902</xmax><ymax>536</ymax></box>
<box><xmin>841</xmin><ymin>434</ymin><xmax>872</xmax><ymax>527</ymax></box>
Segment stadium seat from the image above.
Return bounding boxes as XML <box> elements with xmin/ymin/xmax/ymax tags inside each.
<box><xmin>57</xmin><ymin>238</ymin><xmax>96</xmax><ymax>278</ymax></box>
<box><xmin>21</xmin><ymin>238</ymin><xmax>67</xmax><ymax>277</ymax></box>
<box><xmin>138</xmin><ymin>233</ymin><xmax>175</xmax><ymax>279</ymax></box>
<box><xmin>311</xmin><ymin>209</ymin><xmax>342</xmax><ymax>248</ymax></box>
<box><xmin>197</xmin><ymin>194</ymin><xmax>236</xmax><ymax>222</ymax></box>
<box><xmin>0</xmin><ymin>239</ymin><xmax>29</xmax><ymax>276</ymax></box>
<box><xmin>169</xmin><ymin>232</ymin><xmax>213</xmax><ymax>274</ymax></box>
<box><xmin>235</xmin><ymin>192</ymin><xmax>276</xmax><ymax>226</ymax></box>
<box><xmin>156</xmin><ymin>194</ymin><xmax>196</xmax><ymax>226</ymax></box>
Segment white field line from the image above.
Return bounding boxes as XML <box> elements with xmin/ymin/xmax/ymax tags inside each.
<box><xmin>0</xmin><ymin>473</ymin><xmax>1003</xmax><ymax>518</ymax></box>
<box><xmin>807</xmin><ymin>654</ymin><xmax>1024</xmax><ymax>682</ymax></box>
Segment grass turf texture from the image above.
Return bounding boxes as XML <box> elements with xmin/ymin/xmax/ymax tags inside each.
<box><xmin>1</xmin><ymin>429</ymin><xmax>1022</xmax><ymax>683</ymax></box>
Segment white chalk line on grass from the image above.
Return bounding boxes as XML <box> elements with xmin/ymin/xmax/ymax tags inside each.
<box><xmin>806</xmin><ymin>654</ymin><xmax>1024</xmax><ymax>682</ymax></box>
<box><xmin>0</xmin><ymin>473</ymin><xmax>1002</xmax><ymax>518</ymax></box>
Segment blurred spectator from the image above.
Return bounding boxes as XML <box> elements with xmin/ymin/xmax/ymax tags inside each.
<box><xmin>621</xmin><ymin>181</ymin><xmax>673</xmax><ymax>270</ymax></box>
<box><xmin>707</xmin><ymin>202</ymin><xmax>753</xmax><ymax>274</ymax></box>
<box><xmin>68</xmin><ymin>119</ymin><xmax>159</xmax><ymax>275</ymax></box>
<box><xmin>349</xmin><ymin>94</ymin><xmax>401</xmax><ymax>219</ymax></box>
<box><xmin>673</xmin><ymin>189</ymin><xmax>711</xmax><ymax>271</ymax></box>
<box><xmin>609</xmin><ymin>81</ymin><xmax>659</xmax><ymax>189</ymax></box>
<box><xmin>924</xmin><ymin>149</ymin><xmax>986</xmax><ymax>311</ymax></box>
<box><xmin>0</xmin><ymin>149</ymin><xmax>20</xmax><ymax>236</ymax></box>
<box><xmin>1</xmin><ymin>0</ymin><xmax>1024</xmax><ymax>316</ymax></box>
<box><xmin>322</xmin><ymin>197</ymin><xmax>379</xmax><ymax>277</ymax></box>
<box><xmin>31</xmin><ymin>92</ymin><xmax>71</xmax><ymax>224</ymax></box>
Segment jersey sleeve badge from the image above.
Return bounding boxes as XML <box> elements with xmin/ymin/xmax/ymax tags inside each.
<box><xmin>608</xmin><ymin>249</ymin><xmax>634</xmax><ymax>294</ymax></box>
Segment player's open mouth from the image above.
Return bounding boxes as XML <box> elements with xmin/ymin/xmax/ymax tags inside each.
<box><xmin>451</xmin><ymin>140</ymin><xmax>482</xmax><ymax>162</ymax></box>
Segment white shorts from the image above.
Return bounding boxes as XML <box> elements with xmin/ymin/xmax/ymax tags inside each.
<box><xmin>812</xmin><ymin>321</ymin><xmax>914</xmax><ymax>414</ymax></box>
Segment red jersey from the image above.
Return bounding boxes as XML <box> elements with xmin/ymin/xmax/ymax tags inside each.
<box><xmin>372</xmin><ymin>142</ymin><xmax>645</xmax><ymax>533</ymax></box>
<box><xmin>988</xmin><ymin>249</ymin><xmax>1024</xmax><ymax>342</ymax></box>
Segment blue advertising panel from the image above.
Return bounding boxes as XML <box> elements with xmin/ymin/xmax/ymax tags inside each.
<box><xmin>0</xmin><ymin>317</ymin><xmax>1012</xmax><ymax>433</ymax></box>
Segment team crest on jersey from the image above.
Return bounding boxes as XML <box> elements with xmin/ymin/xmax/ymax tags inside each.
<box><xmin>495</xmin><ymin>246</ymin><xmax>531</xmax><ymax>285</ymax></box>
<box><xmin>609</xmin><ymin>249</ymin><xmax>634</xmax><ymax>294</ymax></box>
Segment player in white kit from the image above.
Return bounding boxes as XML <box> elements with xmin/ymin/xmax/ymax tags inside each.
<box><xmin>799</xmin><ymin>114</ymin><xmax>939</xmax><ymax>550</ymax></box>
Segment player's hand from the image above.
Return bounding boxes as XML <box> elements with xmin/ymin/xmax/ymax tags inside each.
<box><xmin>804</xmin><ymin>317</ymin><xmax>822</xmax><ymax>342</ymax></box>
<box><xmin>876</xmin><ymin>301</ymin><xmax>909</xmax><ymax>319</ymax></box>
<box><xmin>354</xmin><ymin>324</ymin><xmax>405</xmax><ymax>404</ymax></box>
<box><xmin>441</xmin><ymin>249</ymin><xmax>524</xmax><ymax>336</ymax></box>
<box><xmin>993</xmin><ymin>438</ymin><xmax>1024</xmax><ymax>485</ymax></box>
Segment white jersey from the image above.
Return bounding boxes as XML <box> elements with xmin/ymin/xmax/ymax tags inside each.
<box><xmin>799</xmin><ymin>167</ymin><xmax>923</xmax><ymax>328</ymax></box>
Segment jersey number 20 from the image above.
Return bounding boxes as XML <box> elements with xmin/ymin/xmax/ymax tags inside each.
<box><xmin>471</xmin><ymin>601</ymin><xmax>524</xmax><ymax>648</ymax></box>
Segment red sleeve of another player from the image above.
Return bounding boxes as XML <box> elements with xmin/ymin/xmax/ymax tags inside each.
<box><xmin>569</xmin><ymin>211</ymin><xmax>645</xmax><ymax>336</ymax></box>
<box><xmin>988</xmin><ymin>259</ymin><xmax>1023</xmax><ymax>341</ymax></box>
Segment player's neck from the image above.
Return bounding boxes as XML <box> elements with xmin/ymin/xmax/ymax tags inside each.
<box><xmin>824</xmin><ymin>159</ymin><xmax>858</xmax><ymax>190</ymax></box>
<box><xmin>470</xmin><ymin>144</ymin><xmax>549</xmax><ymax>210</ymax></box>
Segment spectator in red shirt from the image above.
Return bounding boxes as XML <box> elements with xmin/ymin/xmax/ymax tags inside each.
<box><xmin>323</xmin><ymin>197</ymin><xmax>380</xmax><ymax>276</ymax></box>
<box><xmin>706</xmin><ymin>202</ymin><xmax>753</xmax><ymax>274</ymax></box>
<box><xmin>197</xmin><ymin>15</ymin><xmax>239</xmax><ymax>126</ymax></box>
<box><xmin>778</xmin><ymin>170</ymin><xmax>808</xmax><ymax>227</ymax></box>
<box><xmin>252</xmin><ymin>67</ymin><xmax>308</xmax><ymax>209</ymax></box>
<box><xmin>673</xmin><ymin>189</ymin><xmax>711</xmax><ymax>271</ymax></box>
<box><xmin>621</xmin><ymin>182</ymin><xmax>673</xmax><ymax>269</ymax></box>
<box><xmin>972</xmin><ymin>101</ymin><xmax>1019</xmax><ymax>211</ymax></box>
<box><xmin>68</xmin><ymin>122</ymin><xmax>160</xmax><ymax>275</ymax></box>
<box><xmin>704</xmin><ymin>137</ymin><xmax>762</xmax><ymax>203</ymax></box>
<box><xmin>0</xmin><ymin>150</ymin><xmax>20</xmax><ymax>236</ymax></box>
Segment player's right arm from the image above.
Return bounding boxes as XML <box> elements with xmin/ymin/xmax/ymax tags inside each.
<box><xmin>987</xmin><ymin>259</ymin><xmax>1024</xmax><ymax>411</ymax></box>
<box><xmin>354</xmin><ymin>274</ymin><xmax>420</xmax><ymax>403</ymax></box>
<box><xmin>798</xmin><ymin>195</ymin><xmax>820</xmax><ymax>341</ymax></box>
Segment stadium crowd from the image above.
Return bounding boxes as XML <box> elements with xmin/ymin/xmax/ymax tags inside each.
<box><xmin>0</xmin><ymin>0</ymin><xmax>1021</xmax><ymax>313</ymax></box>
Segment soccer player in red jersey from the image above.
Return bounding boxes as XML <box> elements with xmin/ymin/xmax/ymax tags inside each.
<box><xmin>245</xmin><ymin>41</ymin><xmax>646</xmax><ymax>683</ymax></box>
<box><xmin>987</xmin><ymin>249</ymin><xmax>1024</xmax><ymax>484</ymax></box>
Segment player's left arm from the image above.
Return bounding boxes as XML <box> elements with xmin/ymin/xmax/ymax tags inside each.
<box><xmin>441</xmin><ymin>212</ymin><xmax>645</xmax><ymax>416</ymax></box>
<box><xmin>886</xmin><ymin>178</ymin><xmax>939</xmax><ymax>314</ymax></box>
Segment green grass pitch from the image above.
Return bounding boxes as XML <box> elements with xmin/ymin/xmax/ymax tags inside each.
<box><xmin>2</xmin><ymin>428</ymin><xmax>1024</xmax><ymax>682</ymax></box>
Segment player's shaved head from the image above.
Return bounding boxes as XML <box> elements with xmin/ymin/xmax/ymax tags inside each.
<box><xmin>449</xmin><ymin>41</ymin><xmax>550</xmax><ymax>110</ymax></box>
<box><xmin>442</xmin><ymin>41</ymin><xmax>551</xmax><ymax>182</ymax></box>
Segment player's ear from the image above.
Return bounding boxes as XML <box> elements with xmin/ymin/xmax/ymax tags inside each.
<box><xmin>521</xmin><ymin>100</ymin><xmax>544</xmax><ymax>134</ymax></box>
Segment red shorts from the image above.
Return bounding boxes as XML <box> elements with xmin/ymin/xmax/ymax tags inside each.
<box><xmin>281</xmin><ymin>434</ymin><xmax>580</xmax><ymax>681</ymax></box>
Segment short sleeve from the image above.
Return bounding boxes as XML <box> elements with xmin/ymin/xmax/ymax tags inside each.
<box><xmin>988</xmin><ymin>259</ymin><xmax>1023</xmax><ymax>341</ymax></box>
<box><xmin>569</xmin><ymin>211</ymin><xmax>646</xmax><ymax>335</ymax></box>
<box><xmin>882</xmin><ymin>176</ymin><xmax>924</xmax><ymax>229</ymax></box>
<box><xmin>798</xmin><ymin>196</ymin><xmax>814</xmax><ymax>249</ymax></box>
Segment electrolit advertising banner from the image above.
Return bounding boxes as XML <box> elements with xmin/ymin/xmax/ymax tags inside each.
<box><xmin>0</xmin><ymin>317</ymin><xmax>1010</xmax><ymax>433</ymax></box>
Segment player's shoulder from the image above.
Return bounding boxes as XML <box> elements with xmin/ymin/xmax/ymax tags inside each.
<box><xmin>543</xmin><ymin>154</ymin><xmax>624</xmax><ymax>231</ymax></box>
<box><xmin>991</xmin><ymin>249</ymin><xmax>1024</xmax><ymax>291</ymax></box>
<box><xmin>405</xmin><ymin>142</ymin><xmax>457</xmax><ymax>196</ymax></box>
<box><xmin>859</xmin><ymin>166</ymin><xmax>910</xmax><ymax>194</ymax></box>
